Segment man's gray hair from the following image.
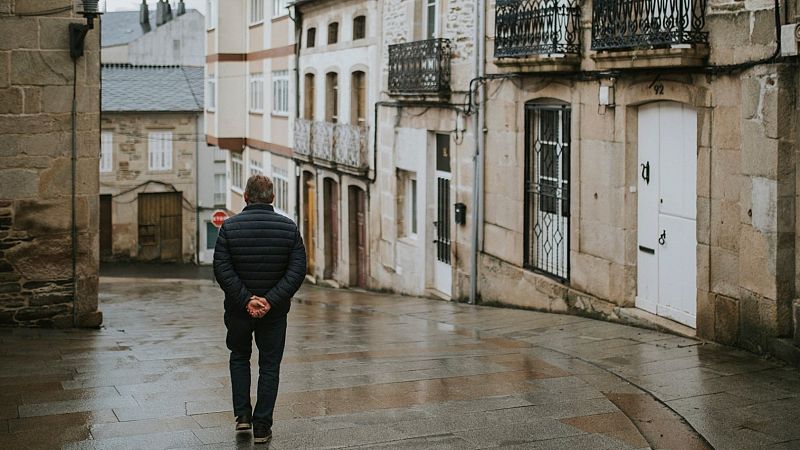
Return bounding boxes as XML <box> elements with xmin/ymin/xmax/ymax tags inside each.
<box><xmin>245</xmin><ymin>174</ymin><xmax>275</xmax><ymax>204</ymax></box>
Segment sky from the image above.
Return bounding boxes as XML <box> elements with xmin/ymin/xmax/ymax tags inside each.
<box><xmin>104</xmin><ymin>0</ymin><xmax>206</xmax><ymax>14</ymax></box>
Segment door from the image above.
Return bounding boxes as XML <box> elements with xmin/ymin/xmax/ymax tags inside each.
<box><xmin>137</xmin><ymin>192</ymin><xmax>183</xmax><ymax>262</ymax></box>
<box><xmin>637</xmin><ymin>102</ymin><xmax>697</xmax><ymax>328</ymax></box>
<box><xmin>348</xmin><ymin>186</ymin><xmax>367</xmax><ymax>288</ymax></box>
<box><xmin>303</xmin><ymin>172</ymin><xmax>316</xmax><ymax>275</ymax></box>
<box><xmin>433</xmin><ymin>133</ymin><xmax>452</xmax><ymax>297</ymax></box>
<box><xmin>99</xmin><ymin>194</ymin><xmax>112</xmax><ymax>260</ymax></box>
<box><xmin>323</xmin><ymin>178</ymin><xmax>339</xmax><ymax>279</ymax></box>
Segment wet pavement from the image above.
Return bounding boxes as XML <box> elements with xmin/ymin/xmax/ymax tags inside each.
<box><xmin>1</xmin><ymin>279</ymin><xmax>799</xmax><ymax>449</ymax></box>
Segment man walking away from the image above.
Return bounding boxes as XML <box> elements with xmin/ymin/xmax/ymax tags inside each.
<box><xmin>213</xmin><ymin>175</ymin><xmax>307</xmax><ymax>444</ymax></box>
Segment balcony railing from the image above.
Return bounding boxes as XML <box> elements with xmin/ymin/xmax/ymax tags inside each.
<box><xmin>591</xmin><ymin>0</ymin><xmax>708</xmax><ymax>50</ymax></box>
<box><xmin>495</xmin><ymin>0</ymin><xmax>581</xmax><ymax>57</ymax></box>
<box><xmin>293</xmin><ymin>118</ymin><xmax>369</xmax><ymax>171</ymax></box>
<box><xmin>388</xmin><ymin>38</ymin><xmax>452</xmax><ymax>94</ymax></box>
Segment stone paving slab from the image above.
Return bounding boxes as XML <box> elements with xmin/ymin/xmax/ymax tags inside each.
<box><xmin>1</xmin><ymin>279</ymin><xmax>794</xmax><ymax>448</ymax></box>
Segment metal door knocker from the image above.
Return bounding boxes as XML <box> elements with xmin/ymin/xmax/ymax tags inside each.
<box><xmin>659</xmin><ymin>230</ymin><xmax>666</xmax><ymax>245</ymax></box>
<box><xmin>641</xmin><ymin>162</ymin><xmax>650</xmax><ymax>185</ymax></box>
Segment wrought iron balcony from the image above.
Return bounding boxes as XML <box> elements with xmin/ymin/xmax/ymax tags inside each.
<box><xmin>293</xmin><ymin>118</ymin><xmax>369</xmax><ymax>172</ymax></box>
<box><xmin>495</xmin><ymin>0</ymin><xmax>581</xmax><ymax>57</ymax></box>
<box><xmin>388</xmin><ymin>38</ymin><xmax>452</xmax><ymax>94</ymax></box>
<box><xmin>591</xmin><ymin>0</ymin><xmax>708</xmax><ymax>50</ymax></box>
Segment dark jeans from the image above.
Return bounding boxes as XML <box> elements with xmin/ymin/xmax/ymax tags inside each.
<box><xmin>224</xmin><ymin>312</ymin><xmax>287</xmax><ymax>429</ymax></box>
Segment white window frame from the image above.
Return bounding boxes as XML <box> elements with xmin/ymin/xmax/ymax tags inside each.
<box><xmin>207</xmin><ymin>75</ymin><xmax>217</xmax><ymax>111</ymax></box>
<box><xmin>272</xmin><ymin>70</ymin><xmax>289</xmax><ymax>116</ymax></box>
<box><xmin>148</xmin><ymin>132</ymin><xmax>173</xmax><ymax>171</ymax></box>
<box><xmin>249</xmin><ymin>158</ymin><xmax>264</xmax><ymax>176</ymax></box>
<box><xmin>273</xmin><ymin>0</ymin><xmax>288</xmax><ymax>18</ymax></box>
<box><xmin>206</xmin><ymin>0</ymin><xmax>217</xmax><ymax>30</ymax></box>
<box><xmin>407</xmin><ymin>175</ymin><xmax>418</xmax><ymax>237</ymax></box>
<box><xmin>250</xmin><ymin>0</ymin><xmax>264</xmax><ymax>25</ymax></box>
<box><xmin>214</xmin><ymin>172</ymin><xmax>226</xmax><ymax>206</ymax></box>
<box><xmin>272</xmin><ymin>166</ymin><xmax>289</xmax><ymax>214</ymax></box>
<box><xmin>249</xmin><ymin>73</ymin><xmax>264</xmax><ymax>113</ymax></box>
<box><xmin>231</xmin><ymin>153</ymin><xmax>244</xmax><ymax>193</ymax></box>
<box><xmin>425</xmin><ymin>0</ymin><xmax>438</xmax><ymax>39</ymax></box>
<box><xmin>213</xmin><ymin>146</ymin><xmax>226</xmax><ymax>162</ymax></box>
<box><xmin>100</xmin><ymin>131</ymin><xmax>113</xmax><ymax>173</ymax></box>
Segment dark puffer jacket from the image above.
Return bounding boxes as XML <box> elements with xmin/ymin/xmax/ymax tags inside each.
<box><xmin>213</xmin><ymin>203</ymin><xmax>307</xmax><ymax>319</ymax></box>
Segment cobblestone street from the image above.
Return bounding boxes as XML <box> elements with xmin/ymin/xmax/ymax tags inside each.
<box><xmin>1</xmin><ymin>278</ymin><xmax>800</xmax><ymax>449</ymax></box>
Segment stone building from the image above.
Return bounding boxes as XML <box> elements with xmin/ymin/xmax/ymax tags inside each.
<box><xmin>205</xmin><ymin>0</ymin><xmax>297</xmax><ymax>226</ymax></box>
<box><xmin>474</xmin><ymin>0</ymin><xmax>800</xmax><ymax>359</ymax></box>
<box><xmin>0</xmin><ymin>1</ymin><xmax>102</xmax><ymax>327</ymax></box>
<box><xmin>100</xmin><ymin>65</ymin><xmax>205</xmax><ymax>263</ymax></box>
<box><xmin>292</xmin><ymin>0</ymin><xmax>379</xmax><ymax>287</ymax></box>
<box><xmin>374</xmin><ymin>0</ymin><xmax>479</xmax><ymax>299</ymax></box>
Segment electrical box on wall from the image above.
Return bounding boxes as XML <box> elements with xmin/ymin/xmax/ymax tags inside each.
<box><xmin>780</xmin><ymin>24</ymin><xmax>800</xmax><ymax>57</ymax></box>
<box><xmin>599</xmin><ymin>85</ymin><xmax>615</xmax><ymax>107</ymax></box>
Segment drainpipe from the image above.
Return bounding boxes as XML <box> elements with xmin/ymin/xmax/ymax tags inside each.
<box><xmin>469</xmin><ymin>0</ymin><xmax>486</xmax><ymax>305</ymax></box>
<box><xmin>195</xmin><ymin>114</ymin><xmax>201</xmax><ymax>265</ymax></box>
<box><xmin>290</xmin><ymin>5</ymin><xmax>302</xmax><ymax>223</ymax></box>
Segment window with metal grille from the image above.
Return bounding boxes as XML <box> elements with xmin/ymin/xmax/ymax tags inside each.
<box><xmin>353</xmin><ymin>15</ymin><xmax>366</xmax><ymax>40</ymax></box>
<box><xmin>148</xmin><ymin>132</ymin><xmax>173</xmax><ymax>171</ymax></box>
<box><xmin>524</xmin><ymin>103</ymin><xmax>570</xmax><ymax>281</ymax></box>
<box><xmin>328</xmin><ymin>22</ymin><xmax>339</xmax><ymax>44</ymax></box>
<box><xmin>307</xmin><ymin>27</ymin><xmax>316</xmax><ymax>48</ymax></box>
<box><xmin>100</xmin><ymin>131</ymin><xmax>113</xmax><ymax>173</ymax></box>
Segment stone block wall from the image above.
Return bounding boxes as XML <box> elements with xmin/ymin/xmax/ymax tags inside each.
<box><xmin>0</xmin><ymin>1</ymin><xmax>102</xmax><ymax>327</ymax></box>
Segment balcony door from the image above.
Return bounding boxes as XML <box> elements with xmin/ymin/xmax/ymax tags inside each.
<box><xmin>303</xmin><ymin>171</ymin><xmax>316</xmax><ymax>275</ymax></box>
<box><xmin>637</xmin><ymin>102</ymin><xmax>697</xmax><ymax>328</ymax></box>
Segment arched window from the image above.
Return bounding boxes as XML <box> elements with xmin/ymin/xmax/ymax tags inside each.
<box><xmin>353</xmin><ymin>15</ymin><xmax>366</xmax><ymax>40</ymax></box>
<box><xmin>325</xmin><ymin>72</ymin><xmax>339</xmax><ymax>123</ymax></box>
<box><xmin>328</xmin><ymin>22</ymin><xmax>339</xmax><ymax>45</ymax></box>
<box><xmin>307</xmin><ymin>27</ymin><xmax>316</xmax><ymax>48</ymax></box>
<box><xmin>304</xmin><ymin>73</ymin><xmax>315</xmax><ymax>120</ymax></box>
<box><xmin>351</xmin><ymin>71</ymin><xmax>366</xmax><ymax>126</ymax></box>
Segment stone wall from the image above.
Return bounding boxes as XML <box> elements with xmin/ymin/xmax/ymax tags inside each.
<box><xmin>0</xmin><ymin>0</ymin><xmax>102</xmax><ymax>327</ymax></box>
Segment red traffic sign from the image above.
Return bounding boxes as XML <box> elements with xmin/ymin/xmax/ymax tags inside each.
<box><xmin>211</xmin><ymin>210</ymin><xmax>228</xmax><ymax>228</ymax></box>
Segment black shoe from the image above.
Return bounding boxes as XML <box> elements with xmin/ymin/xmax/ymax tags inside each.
<box><xmin>235</xmin><ymin>413</ymin><xmax>252</xmax><ymax>431</ymax></box>
<box><xmin>253</xmin><ymin>424</ymin><xmax>272</xmax><ymax>444</ymax></box>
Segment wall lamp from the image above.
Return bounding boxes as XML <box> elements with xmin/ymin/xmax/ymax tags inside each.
<box><xmin>70</xmin><ymin>0</ymin><xmax>103</xmax><ymax>60</ymax></box>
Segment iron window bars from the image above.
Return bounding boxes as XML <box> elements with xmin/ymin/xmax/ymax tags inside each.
<box><xmin>388</xmin><ymin>38</ymin><xmax>452</xmax><ymax>94</ymax></box>
<box><xmin>524</xmin><ymin>104</ymin><xmax>570</xmax><ymax>281</ymax></box>
<box><xmin>591</xmin><ymin>0</ymin><xmax>708</xmax><ymax>50</ymax></box>
<box><xmin>495</xmin><ymin>0</ymin><xmax>581</xmax><ymax>57</ymax></box>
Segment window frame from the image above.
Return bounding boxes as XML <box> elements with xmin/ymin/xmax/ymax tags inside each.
<box><xmin>304</xmin><ymin>73</ymin><xmax>316</xmax><ymax>120</ymax></box>
<box><xmin>147</xmin><ymin>131</ymin><xmax>173</xmax><ymax>172</ymax></box>
<box><xmin>249</xmin><ymin>157</ymin><xmax>264</xmax><ymax>177</ymax></box>
<box><xmin>328</xmin><ymin>21</ymin><xmax>339</xmax><ymax>45</ymax></box>
<box><xmin>272</xmin><ymin>166</ymin><xmax>289</xmax><ymax>214</ymax></box>
<box><xmin>249</xmin><ymin>73</ymin><xmax>264</xmax><ymax>113</ymax></box>
<box><xmin>231</xmin><ymin>153</ymin><xmax>244</xmax><ymax>193</ymax></box>
<box><xmin>353</xmin><ymin>15</ymin><xmax>366</xmax><ymax>40</ymax></box>
<box><xmin>100</xmin><ymin>131</ymin><xmax>113</xmax><ymax>173</ymax></box>
<box><xmin>213</xmin><ymin>172</ymin><xmax>226</xmax><ymax>206</ymax></box>
<box><xmin>307</xmin><ymin>27</ymin><xmax>316</xmax><ymax>48</ymax></box>
<box><xmin>272</xmin><ymin>70</ymin><xmax>290</xmax><ymax>116</ymax></box>
<box><xmin>206</xmin><ymin>75</ymin><xmax>217</xmax><ymax>111</ymax></box>
<box><xmin>249</xmin><ymin>0</ymin><xmax>264</xmax><ymax>25</ymax></box>
<box><xmin>351</xmin><ymin>70</ymin><xmax>367</xmax><ymax>126</ymax></box>
<box><xmin>206</xmin><ymin>0</ymin><xmax>217</xmax><ymax>30</ymax></box>
<box><xmin>425</xmin><ymin>0</ymin><xmax>438</xmax><ymax>39</ymax></box>
<box><xmin>326</xmin><ymin>72</ymin><xmax>339</xmax><ymax>123</ymax></box>
<box><xmin>272</xmin><ymin>0</ymin><xmax>288</xmax><ymax>18</ymax></box>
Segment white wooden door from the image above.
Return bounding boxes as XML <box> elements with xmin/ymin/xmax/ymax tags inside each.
<box><xmin>637</xmin><ymin>102</ymin><xmax>697</xmax><ymax>328</ymax></box>
<box><xmin>433</xmin><ymin>170</ymin><xmax>452</xmax><ymax>297</ymax></box>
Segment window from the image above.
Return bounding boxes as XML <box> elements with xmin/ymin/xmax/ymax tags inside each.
<box><xmin>214</xmin><ymin>173</ymin><xmax>226</xmax><ymax>206</ymax></box>
<box><xmin>100</xmin><ymin>132</ymin><xmax>113</xmax><ymax>173</ymax></box>
<box><xmin>307</xmin><ymin>27</ymin><xmax>316</xmax><ymax>48</ymax></box>
<box><xmin>273</xmin><ymin>0</ymin><xmax>288</xmax><ymax>17</ymax></box>
<box><xmin>231</xmin><ymin>153</ymin><xmax>244</xmax><ymax>192</ymax></box>
<box><xmin>351</xmin><ymin>71</ymin><xmax>366</xmax><ymax>126</ymax></box>
<box><xmin>272</xmin><ymin>166</ymin><xmax>289</xmax><ymax>214</ymax></box>
<box><xmin>213</xmin><ymin>146</ymin><xmax>226</xmax><ymax>162</ymax></box>
<box><xmin>249</xmin><ymin>73</ymin><xmax>264</xmax><ymax>113</ymax></box>
<box><xmin>325</xmin><ymin>72</ymin><xmax>338</xmax><ymax>123</ymax></box>
<box><xmin>525</xmin><ymin>104</ymin><xmax>570</xmax><ymax>280</ymax></box>
<box><xmin>426</xmin><ymin>0</ymin><xmax>438</xmax><ymax>39</ymax></box>
<box><xmin>250</xmin><ymin>0</ymin><xmax>263</xmax><ymax>24</ymax></box>
<box><xmin>250</xmin><ymin>157</ymin><xmax>264</xmax><ymax>176</ymax></box>
<box><xmin>397</xmin><ymin>170</ymin><xmax>418</xmax><ymax>238</ymax></box>
<box><xmin>328</xmin><ymin>22</ymin><xmax>339</xmax><ymax>44</ymax></box>
<box><xmin>353</xmin><ymin>15</ymin><xmax>366</xmax><ymax>40</ymax></box>
<box><xmin>206</xmin><ymin>0</ymin><xmax>216</xmax><ymax>29</ymax></box>
<box><xmin>304</xmin><ymin>73</ymin><xmax>315</xmax><ymax>120</ymax></box>
<box><xmin>148</xmin><ymin>132</ymin><xmax>172</xmax><ymax>171</ymax></box>
<box><xmin>207</xmin><ymin>75</ymin><xmax>216</xmax><ymax>111</ymax></box>
<box><xmin>206</xmin><ymin>222</ymin><xmax>220</xmax><ymax>249</ymax></box>
<box><xmin>272</xmin><ymin>70</ymin><xmax>289</xmax><ymax>115</ymax></box>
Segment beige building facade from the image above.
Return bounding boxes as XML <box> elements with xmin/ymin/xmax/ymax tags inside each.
<box><xmin>0</xmin><ymin>1</ymin><xmax>102</xmax><ymax>327</ymax></box>
<box><xmin>205</xmin><ymin>0</ymin><xmax>297</xmax><ymax>223</ymax></box>
<box><xmin>476</xmin><ymin>0</ymin><xmax>800</xmax><ymax>359</ymax></box>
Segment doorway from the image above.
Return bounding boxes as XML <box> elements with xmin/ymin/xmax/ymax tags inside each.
<box><xmin>303</xmin><ymin>171</ymin><xmax>316</xmax><ymax>275</ymax></box>
<box><xmin>323</xmin><ymin>178</ymin><xmax>339</xmax><ymax>280</ymax></box>
<box><xmin>432</xmin><ymin>133</ymin><xmax>452</xmax><ymax>297</ymax></box>
<box><xmin>137</xmin><ymin>192</ymin><xmax>183</xmax><ymax>262</ymax></box>
<box><xmin>636</xmin><ymin>102</ymin><xmax>698</xmax><ymax>328</ymax></box>
<box><xmin>99</xmin><ymin>194</ymin><xmax>112</xmax><ymax>260</ymax></box>
<box><xmin>348</xmin><ymin>186</ymin><xmax>367</xmax><ymax>288</ymax></box>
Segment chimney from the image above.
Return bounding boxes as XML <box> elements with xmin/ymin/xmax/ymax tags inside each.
<box><xmin>155</xmin><ymin>0</ymin><xmax>164</xmax><ymax>26</ymax></box>
<box><xmin>177</xmin><ymin>0</ymin><xmax>185</xmax><ymax>16</ymax></box>
<box><xmin>165</xmin><ymin>0</ymin><xmax>174</xmax><ymax>23</ymax></box>
<box><xmin>139</xmin><ymin>0</ymin><xmax>151</xmax><ymax>32</ymax></box>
